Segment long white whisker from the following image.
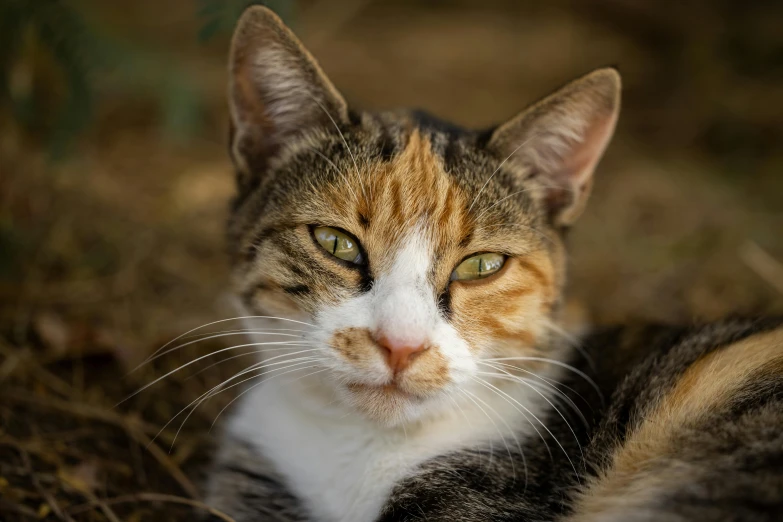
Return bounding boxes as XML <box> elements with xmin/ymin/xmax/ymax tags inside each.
<box><xmin>478</xmin><ymin>361</ymin><xmax>589</xmax><ymax>427</ymax></box>
<box><xmin>141</xmin><ymin>331</ymin><xmax>309</xmax><ymax>367</ymax></box>
<box><xmin>186</xmin><ymin>346</ymin><xmax>319</xmax><ymax>379</ymax></box>
<box><xmin>181</xmin><ymin>327</ymin><xmax>310</xmax><ymax>341</ymax></box>
<box><xmin>459</xmin><ymin>388</ymin><xmax>518</xmax><ymax>482</ymax></box>
<box><xmin>485</xmin><ymin>360</ymin><xmax>587</xmax><ymax>403</ymax></box>
<box><xmin>494</xmin><ymin>372</ymin><xmax>587</xmax><ymax>431</ymax></box>
<box><xmin>477</xmin><ymin>369</ymin><xmax>584</xmax><ymax>468</ymax></box>
<box><xmin>463</xmin><ymin>384</ymin><xmax>527</xmax><ymax>486</ymax></box>
<box><xmin>474</xmin><ymin>181</ymin><xmax>564</xmax><ymax>222</ymax></box>
<box><xmin>135</xmin><ymin>315</ymin><xmax>316</xmax><ymax>372</ymax></box>
<box><xmin>307</xmin><ymin>94</ymin><xmax>367</xmax><ymax>202</ymax></box>
<box><xmin>472</xmin><ymin>222</ymin><xmax>554</xmax><ymax>245</ymax></box>
<box><xmin>310</xmin><ymin>148</ymin><xmax>360</xmax><ymax>205</ymax></box>
<box><xmin>209</xmin><ymin>366</ymin><xmax>330</xmax><ymax>432</ymax></box>
<box><xmin>472</xmin><ymin>375</ymin><xmax>580</xmax><ymax>484</ymax></box>
<box><xmin>457</xmin><ymin>389</ymin><xmax>496</xmax><ymax>475</ymax></box>
<box><xmin>444</xmin><ymin>393</ymin><xmax>490</xmax><ymax>475</ymax></box>
<box><xmin>468</xmin><ymin>375</ymin><xmax>551</xmax><ymax>459</ymax></box>
<box><xmin>155</xmin><ymin>356</ymin><xmax>320</xmax><ymax>449</ymax></box>
<box><xmin>169</xmin><ymin>358</ymin><xmax>321</xmax><ymax>450</ymax></box>
<box><xmin>543</xmin><ymin>321</ymin><xmax>597</xmax><ymax>374</ymax></box>
<box><xmin>467</xmin><ymin>135</ymin><xmax>536</xmax><ymax>214</ymax></box>
<box><xmin>486</xmin><ymin>357</ymin><xmax>600</xmax><ymax>396</ymax></box>
<box><xmin>117</xmin><ymin>344</ymin><xmax>318</xmax><ymax>406</ymax></box>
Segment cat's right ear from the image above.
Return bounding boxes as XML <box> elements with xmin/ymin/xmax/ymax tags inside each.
<box><xmin>228</xmin><ymin>6</ymin><xmax>349</xmax><ymax>189</ymax></box>
<box><xmin>487</xmin><ymin>68</ymin><xmax>620</xmax><ymax>226</ymax></box>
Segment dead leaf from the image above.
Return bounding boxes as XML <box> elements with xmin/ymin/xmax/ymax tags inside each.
<box><xmin>33</xmin><ymin>312</ymin><xmax>70</xmax><ymax>355</ymax></box>
<box><xmin>57</xmin><ymin>461</ymin><xmax>100</xmax><ymax>495</ymax></box>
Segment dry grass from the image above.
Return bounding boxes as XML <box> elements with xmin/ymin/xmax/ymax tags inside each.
<box><xmin>1</xmin><ymin>0</ymin><xmax>782</xmax><ymax>519</ymax></box>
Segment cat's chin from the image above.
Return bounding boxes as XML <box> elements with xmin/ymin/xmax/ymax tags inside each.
<box><xmin>342</xmin><ymin>382</ymin><xmax>435</xmax><ymax>427</ymax></box>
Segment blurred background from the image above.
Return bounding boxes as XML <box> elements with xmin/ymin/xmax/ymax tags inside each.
<box><xmin>1</xmin><ymin>0</ymin><xmax>782</xmax><ymax>519</ymax></box>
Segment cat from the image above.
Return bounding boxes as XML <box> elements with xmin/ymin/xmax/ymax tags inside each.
<box><xmin>204</xmin><ymin>6</ymin><xmax>783</xmax><ymax>522</ymax></box>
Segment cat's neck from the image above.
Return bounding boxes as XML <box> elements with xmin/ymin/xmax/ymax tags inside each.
<box><xmin>226</xmin><ymin>367</ymin><xmax>560</xmax><ymax>522</ymax></box>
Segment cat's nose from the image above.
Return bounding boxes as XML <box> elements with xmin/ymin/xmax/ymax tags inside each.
<box><xmin>376</xmin><ymin>336</ymin><xmax>428</xmax><ymax>374</ymax></box>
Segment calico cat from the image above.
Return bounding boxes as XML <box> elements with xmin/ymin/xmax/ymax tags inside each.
<box><xmin>205</xmin><ymin>6</ymin><xmax>783</xmax><ymax>522</ymax></box>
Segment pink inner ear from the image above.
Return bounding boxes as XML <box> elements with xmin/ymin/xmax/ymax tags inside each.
<box><xmin>548</xmin><ymin>110</ymin><xmax>617</xmax><ymax>225</ymax></box>
<box><xmin>560</xmin><ymin>110</ymin><xmax>618</xmax><ymax>188</ymax></box>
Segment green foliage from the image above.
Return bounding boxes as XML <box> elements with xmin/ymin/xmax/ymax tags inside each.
<box><xmin>0</xmin><ymin>0</ymin><xmax>295</xmax><ymax>157</ymax></box>
<box><xmin>1</xmin><ymin>0</ymin><xmax>100</xmax><ymax>157</ymax></box>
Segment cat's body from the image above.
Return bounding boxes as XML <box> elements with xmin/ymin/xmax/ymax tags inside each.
<box><xmin>204</xmin><ymin>6</ymin><xmax>783</xmax><ymax>521</ymax></box>
<box><xmin>208</xmin><ymin>318</ymin><xmax>783</xmax><ymax>522</ymax></box>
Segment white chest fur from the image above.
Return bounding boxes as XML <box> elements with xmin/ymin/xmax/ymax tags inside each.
<box><xmin>226</xmin><ymin>376</ymin><xmax>548</xmax><ymax>522</ymax></box>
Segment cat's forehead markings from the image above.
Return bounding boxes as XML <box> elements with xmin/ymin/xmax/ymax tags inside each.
<box><xmin>360</xmin><ymin>128</ymin><xmax>472</xmax><ymax>258</ymax></box>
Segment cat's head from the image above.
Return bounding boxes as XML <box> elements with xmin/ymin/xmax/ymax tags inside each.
<box><xmin>226</xmin><ymin>7</ymin><xmax>619</xmax><ymax>426</ymax></box>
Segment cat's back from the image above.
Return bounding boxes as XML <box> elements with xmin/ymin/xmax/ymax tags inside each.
<box><xmin>568</xmin><ymin>317</ymin><xmax>783</xmax><ymax>521</ymax></box>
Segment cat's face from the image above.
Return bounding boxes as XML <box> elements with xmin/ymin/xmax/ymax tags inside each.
<box><xmin>226</xmin><ymin>7</ymin><xmax>619</xmax><ymax>425</ymax></box>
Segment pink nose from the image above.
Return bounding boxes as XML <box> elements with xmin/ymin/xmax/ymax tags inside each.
<box><xmin>376</xmin><ymin>335</ymin><xmax>428</xmax><ymax>374</ymax></box>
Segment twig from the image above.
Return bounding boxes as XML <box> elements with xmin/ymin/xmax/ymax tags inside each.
<box><xmin>77</xmin><ymin>490</ymin><xmax>122</xmax><ymax>522</ymax></box>
<box><xmin>4</xmin><ymin>389</ymin><xmax>200</xmax><ymax>498</ymax></box>
<box><xmin>66</xmin><ymin>492</ymin><xmax>237</xmax><ymax>522</ymax></box>
<box><xmin>126</xmin><ymin>424</ymin><xmax>200</xmax><ymax>499</ymax></box>
<box><xmin>0</xmin><ymin>343</ymin><xmax>74</xmax><ymax>397</ymax></box>
<box><xmin>19</xmin><ymin>449</ymin><xmax>75</xmax><ymax>522</ymax></box>
<box><xmin>0</xmin><ymin>499</ymin><xmax>40</xmax><ymax>518</ymax></box>
<box><xmin>3</xmin><ymin>390</ymin><xmax>160</xmax><ymax>435</ymax></box>
<box><xmin>740</xmin><ymin>241</ymin><xmax>783</xmax><ymax>295</ymax></box>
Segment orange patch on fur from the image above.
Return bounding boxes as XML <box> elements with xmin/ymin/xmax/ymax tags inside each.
<box><xmin>330</xmin><ymin>327</ymin><xmax>378</xmax><ymax>365</ymax></box>
<box><xmin>565</xmin><ymin>326</ymin><xmax>783</xmax><ymax>522</ymax></box>
<box><xmin>451</xmin><ymin>252</ymin><xmax>557</xmax><ymax>350</ymax></box>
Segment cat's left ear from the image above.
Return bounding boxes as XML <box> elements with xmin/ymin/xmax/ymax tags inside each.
<box><xmin>228</xmin><ymin>6</ymin><xmax>349</xmax><ymax>188</ymax></box>
<box><xmin>488</xmin><ymin>68</ymin><xmax>621</xmax><ymax>226</ymax></box>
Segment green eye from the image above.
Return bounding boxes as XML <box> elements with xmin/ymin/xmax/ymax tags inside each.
<box><xmin>451</xmin><ymin>253</ymin><xmax>506</xmax><ymax>281</ymax></box>
<box><xmin>313</xmin><ymin>226</ymin><xmax>364</xmax><ymax>264</ymax></box>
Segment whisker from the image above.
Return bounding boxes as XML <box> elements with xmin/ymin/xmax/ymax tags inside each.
<box><xmin>156</xmin><ymin>356</ymin><xmax>321</xmax><ymax>449</ymax></box>
<box><xmin>465</xmin><ymin>384</ymin><xmax>528</xmax><ymax>486</ymax></box>
<box><xmin>135</xmin><ymin>315</ymin><xmax>316</xmax><ymax>372</ymax></box>
<box><xmin>468</xmin><ymin>376</ymin><xmax>551</xmax><ymax>459</ymax></box>
<box><xmin>472</xmin><ymin>376</ymin><xmax>580</xmax><ymax>484</ymax></box>
<box><xmin>485</xmin><ymin>359</ymin><xmax>593</xmax><ymax>414</ymax></box>
<box><xmin>307</xmin><ymin>93</ymin><xmax>368</xmax><ymax>202</ymax></box>
<box><xmin>492</xmin><ymin>371</ymin><xmax>588</xmax><ymax>430</ymax></box>
<box><xmin>474</xmin><ymin>181</ymin><xmax>565</xmax><ymax>222</ymax></box>
<box><xmin>543</xmin><ymin>320</ymin><xmax>598</xmax><ymax>374</ymax></box>
<box><xmin>467</xmin><ymin>134</ymin><xmax>537</xmax><ymax>214</ymax></box>
<box><xmin>485</xmin><ymin>357</ymin><xmax>600</xmax><ymax>396</ymax></box>
<box><xmin>459</xmin><ymin>387</ymin><xmax>520</xmax><ymax>484</ymax></box>
<box><xmin>181</xmin><ymin>327</ymin><xmax>310</xmax><ymax>341</ymax></box>
<box><xmin>476</xmin><ymin>370</ymin><xmax>585</xmax><ymax>467</ymax></box>
<box><xmin>471</xmin><ymin>222</ymin><xmax>554</xmax><ymax>245</ymax></box>
<box><xmin>117</xmin><ymin>345</ymin><xmax>318</xmax><ymax>407</ymax></box>
<box><xmin>140</xmin><ymin>331</ymin><xmax>309</xmax><ymax>368</ymax></box>
<box><xmin>310</xmin><ymin>148</ymin><xmax>360</xmax><ymax>205</ymax></box>
<box><xmin>170</xmin><ymin>361</ymin><xmax>321</xmax><ymax>451</ymax></box>
<box><xmin>477</xmin><ymin>361</ymin><xmax>589</xmax><ymax>426</ymax></box>
<box><xmin>443</xmin><ymin>392</ymin><xmax>494</xmax><ymax>478</ymax></box>
<box><xmin>185</xmin><ymin>346</ymin><xmax>319</xmax><ymax>380</ymax></box>
<box><xmin>456</xmin><ymin>389</ymin><xmax>496</xmax><ymax>476</ymax></box>
<box><xmin>209</xmin><ymin>366</ymin><xmax>330</xmax><ymax>432</ymax></box>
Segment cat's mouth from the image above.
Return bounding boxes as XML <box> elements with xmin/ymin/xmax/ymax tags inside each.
<box><xmin>345</xmin><ymin>382</ymin><xmax>422</xmax><ymax>401</ymax></box>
